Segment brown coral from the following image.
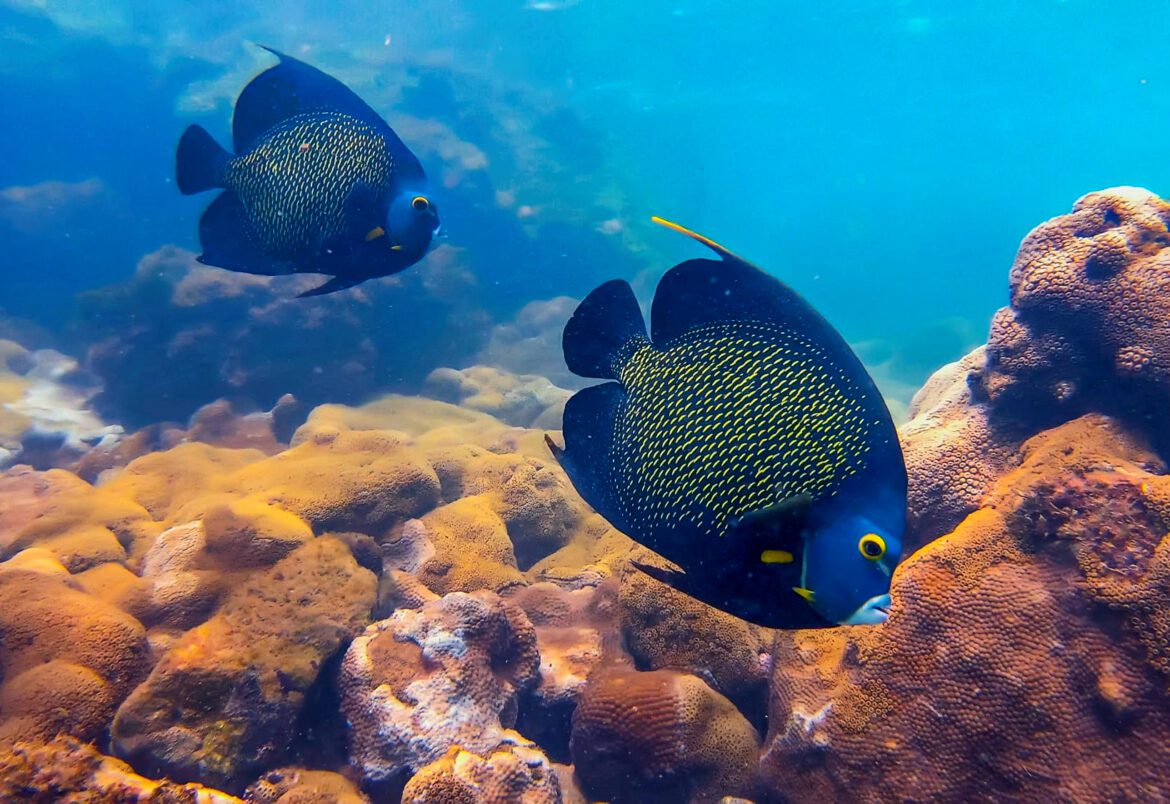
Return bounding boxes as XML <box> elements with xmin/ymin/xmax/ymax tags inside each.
<box><xmin>0</xmin><ymin>566</ymin><xmax>150</xmax><ymax>744</ymax></box>
<box><xmin>0</xmin><ymin>734</ymin><xmax>241</xmax><ymax>803</ymax></box>
<box><xmin>759</xmin><ymin>415</ymin><xmax>1170</xmax><ymax>802</ymax></box>
<box><xmin>570</xmin><ymin>667</ymin><xmax>760</xmax><ymax>804</ymax></box>
<box><xmin>111</xmin><ymin>537</ymin><xmax>376</xmax><ymax>791</ymax></box>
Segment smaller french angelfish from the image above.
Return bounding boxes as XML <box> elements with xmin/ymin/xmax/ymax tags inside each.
<box><xmin>175</xmin><ymin>46</ymin><xmax>439</xmax><ymax>297</ymax></box>
<box><xmin>546</xmin><ymin>218</ymin><xmax>908</xmax><ymax>628</ymax></box>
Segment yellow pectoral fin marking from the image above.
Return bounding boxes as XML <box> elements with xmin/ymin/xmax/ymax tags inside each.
<box><xmin>793</xmin><ymin>587</ymin><xmax>815</xmax><ymax>603</ymax></box>
<box><xmin>390</xmin><ymin>244</ymin><xmax>403</xmax><ymax>251</ymax></box>
<box><xmin>760</xmin><ymin>549</ymin><xmax>794</xmax><ymax>565</ymax></box>
<box><xmin>365</xmin><ymin>226</ymin><xmax>386</xmax><ymax>242</ymax></box>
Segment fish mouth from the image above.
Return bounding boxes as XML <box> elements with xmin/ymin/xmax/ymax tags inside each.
<box><xmin>842</xmin><ymin>593</ymin><xmax>892</xmax><ymax>626</ymax></box>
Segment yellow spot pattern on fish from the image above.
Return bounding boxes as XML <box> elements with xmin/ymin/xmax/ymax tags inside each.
<box><xmin>610</xmin><ymin>321</ymin><xmax>881</xmax><ymax>543</ymax></box>
<box><xmin>229</xmin><ymin>112</ymin><xmax>394</xmax><ymax>256</ymax></box>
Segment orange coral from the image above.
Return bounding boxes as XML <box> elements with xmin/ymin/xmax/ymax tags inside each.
<box><xmin>760</xmin><ymin>415</ymin><xmax>1170</xmax><ymax>801</ymax></box>
<box><xmin>570</xmin><ymin>667</ymin><xmax>760</xmax><ymax>803</ymax></box>
<box><xmin>0</xmin><ymin>566</ymin><xmax>150</xmax><ymax>744</ymax></box>
<box><xmin>111</xmin><ymin>537</ymin><xmax>376</xmax><ymax>791</ymax></box>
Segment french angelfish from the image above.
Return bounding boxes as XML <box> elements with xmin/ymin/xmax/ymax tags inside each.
<box><xmin>546</xmin><ymin>218</ymin><xmax>907</xmax><ymax>628</ymax></box>
<box><xmin>175</xmin><ymin>46</ymin><xmax>439</xmax><ymax>297</ymax></box>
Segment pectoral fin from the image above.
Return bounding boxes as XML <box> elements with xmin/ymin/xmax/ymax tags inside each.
<box><xmin>630</xmin><ymin>559</ymin><xmax>694</xmax><ymax>594</ymax></box>
<box><xmin>726</xmin><ymin>492</ymin><xmax>813</xmax><ymax>566</ymax></box>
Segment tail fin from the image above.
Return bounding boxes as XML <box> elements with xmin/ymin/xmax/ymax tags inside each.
<box><xmin>176</xmin><ymin>125</ymin><xmax>230</xmax><ymax>195</ymax></box>
<box><xmin>563</xmin><ymin>279</ymin><xmax>648</xmax><ymax>380</ymax></box>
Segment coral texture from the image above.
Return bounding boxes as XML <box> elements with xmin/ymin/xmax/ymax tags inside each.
<box><xmin>401</xmin><ymin>743</ymin><xmax>561</xmax><ymax>804</ymax></box>
<box><xmin>111</xmin><ymin>538</ymin><xmax>376</xmax><ymax>791</ymax></box>
<box><xmin>424</xmin><ymin>365</ymin><xmax>569</xmax><ymax>429</ymax></box>
<box><xmin>570</xmin><ymin>667</ymin><xmax>760</xmax><ymax>804</ymax></box>
<box><xmin>339</xmin><ymin>582</ymin><xmax>542</xmax><ymax>788</ymax></box>
<box><xmin>761</xmin><ymin>415</ymin><xmax>1170</xmax><ymax>801</ymax></box>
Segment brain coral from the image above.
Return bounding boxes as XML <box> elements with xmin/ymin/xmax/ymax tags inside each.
<box><xmin>760</xmin><ymin>414</ymin><xmax>1170</xmax><ymax>802</ymax></box>
<box><xmin>570</xmin><ymin>667</ymin><xmax>760</xmax><ymax>804</ymax></box>
<box><xmin>339</xmin><ymin>582</ymin><xmax>541</xmax><ymax>791</ymax></box>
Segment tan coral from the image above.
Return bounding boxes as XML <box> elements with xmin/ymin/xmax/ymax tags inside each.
<box><xmin>0</xmin><ymin>567</ymin><xmax>150</xmax><ymax>745</ymax></box>
<box><xmin>246</xmin><ymin>767</ymin><xmax>369</xmax><ymax>804</ymax></box>
<box><xmin>111</xmin><ymin>537</ymin><xmax>376</xmax><ymax>791</ymax></box>
<box><xmin>570</xmin><ymin>667</ymin><xmax>760</xmax><ymax>804</ymax></box>
<box><xmin>401</xmin><ymin>742</ymin><xmax>561</xmax><ymax>804</ymax></box>
<box><xmin>760</xmin><ymin>415</ymin><xmax>1170</xmax><ymax>802</ymax></box>
<box><xmin>423</xmin><ymin>365</ymin><xmax>570</xmax><ymax>428</ymax></box>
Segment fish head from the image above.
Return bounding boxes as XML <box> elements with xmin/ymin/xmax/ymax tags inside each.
<box><xmin>800</xmin><ymin>509</ymin><xmax>904</xmax><ymax>626</ymax></box>
<box><xmin>385</xmin><ymin>190</ymin><xmax>440</xmax><ymax>257</ymax></box>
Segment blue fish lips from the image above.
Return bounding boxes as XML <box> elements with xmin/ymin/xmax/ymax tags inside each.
<box><xmin>843</xmin><ymin>592</ymin><xmax>893</xmax><ymax>626</ymax></box>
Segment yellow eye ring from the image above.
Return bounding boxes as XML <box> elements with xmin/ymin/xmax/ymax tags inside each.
<box><xmin>412</xmin><ymin>196</ymin><xmax>430</xmax><ymax>212</ymax></box>
<box><xmin>859</xmin><ymin>533</ymin><xmax>886</xmax><ymax>561</ymax></box>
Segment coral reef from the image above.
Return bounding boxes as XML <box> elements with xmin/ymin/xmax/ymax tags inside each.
<box><xmin>570</xmin><ymin>667</ymin><xmax>760</xmax><ymax>804</ymax></box>
<box><xmin>761</xmin><ymin>415</ymin><xmax>1170</xmax><ymax>801</ymax></box>
<box><xmin>401</xmin><ymin>744</ymin><xmax>561</xmax><ymax>804</ymax></box>
<box><xmin>0</xmin><ymin>341</ymin><xmax>122</xmax><ymax>471</ymax></box>
<box><xmin>899</xmin><ymin>187</ymin><xmax>1170</xmax><ymax>546</ymax></box>
<box><xmin>73</xmin><ymin>245</ymin><xmax>492</xmax><ymax>428</ymax></box>
<box><xmin>339</xmin><ymin>580</ymin><xmax>542</xmax><ymax>790</ymax></box>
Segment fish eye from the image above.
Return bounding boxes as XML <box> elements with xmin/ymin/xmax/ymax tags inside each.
<box><xmin>412</xmin><ymin>196</ymin><xmax>430</xmax><ymax>212</ymax></box>
<box><xmin>859</xmin><ymin>533</ymin><xmax>886</xmax><ymax>561</ymax></box>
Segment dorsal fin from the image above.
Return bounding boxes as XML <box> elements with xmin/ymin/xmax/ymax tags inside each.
<box><xmin>562</xmin><ymin>279</ymin><xmax>649</xmax><ymax>380</ymax></box>
<box><xmin>232</xmin><ymin>46</ymin><xmax>424</xmax><ymax>181</ymax></box>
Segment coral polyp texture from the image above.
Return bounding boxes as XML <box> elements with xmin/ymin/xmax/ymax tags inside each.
<box><xmin>761</xmin><ymin>415</ymin><xmax>1170</xmax><ymax>801</ymax></box>
<box><xmin>899</xmin><ymin>187</ymin><xmax>1170</xmax><ymax>546</ymax></box>
<box><xmin>7</xmin><ymin>189</ymin><xmax>1170</xmax><ymax>801</ymax></box>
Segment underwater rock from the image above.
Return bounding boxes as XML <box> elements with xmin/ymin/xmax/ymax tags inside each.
<box><xmin>339</xmin><ymin>585</ymin><xmax>541</xmax><ymax>790</ymax></box>
<box><xmin>424</xmin><ymin>365</ymin><xmax>570</xmax><ymax>429</ymax></box>
<box><xmin>0</xmin><ymin>565</ymin><xmax>151</xmax><ymax>745</ymax></box>
<box><xmin>75</xmin><ymin>244</ymin><xmax>491</xmax><ymax>429</ymax></box>
<box><xmin>111</xmin><ymin>537</ymin><xmax>376</xmax><ymax>792</ymax></box>
<box><xmin>761</xmin><ymin>414</ymin><xmax>1170</xmax><ymax>801</ymax></box>
<box><xmin>401</xmin><ymin>743</ymin><xmax>561</xmax><ymax>804</ymax></box>
<box><xmin>0</xmin><ymin>734</ymin><xmax>241</xmax><ymax>803</ymax></box>
<box><xmin>570</xmin><ymin>667</ymin><xmax>760</xmax><ymax>804</ymax></box>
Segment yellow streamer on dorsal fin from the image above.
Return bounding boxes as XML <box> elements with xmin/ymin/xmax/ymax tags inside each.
<box><xmin>651</xmin><ymin>215</ymin><xmax>739</xmax><ymax>262</ymax></box>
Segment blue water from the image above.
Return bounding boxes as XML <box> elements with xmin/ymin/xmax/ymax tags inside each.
<box><xmin>1</xmin><ymin>0</ymin><xmax>1168</xmax><ymax>394</ymax></box>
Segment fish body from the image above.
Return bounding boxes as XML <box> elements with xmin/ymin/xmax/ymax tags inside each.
<box><xmin>176</xmin><ymin>46</ymin><xmax>439</xmax><ymax>297</ymax></box>
<box><xmin>547</xmin><ymin>219</ymin><xmax>907</xmax><ymax>628</ymax></box>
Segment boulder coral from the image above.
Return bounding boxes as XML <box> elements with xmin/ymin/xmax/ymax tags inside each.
<box><xmin>424</xmin><ymin>365</ymin><xmax>570</xmax><ymax>429</ymax></box>
<box><xmin>339</xmin><ymin>579</ymin><xmax>542</xmax><ymax>791</ymax></box>
<box><xmin>401</xmin><ymin>743</ymin><xmax>561</xmax><ymax>804</ymax></box>
<box><xmin>899</xmin><ymin>187</ymin><xmax>1170</xmax><ymax>546</ymax></box>
<box><xmin>0</xmin><ymin>564</ymin><xmax>151</xmax><ymax>745</ymax></box>
<box><xmin>111</xmin><ymin>537</ymin><xmax>376</xmax><ymax>791</ymax></box>
<box><xmin>570</xmin><ymin>667</ymin><xmax>761</xmax><ymax>804</ymax></box>
<box><xmin>760</xmin><ymin>415</ymin><xmax>1170</xmax><ymax>802</ymax></box>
